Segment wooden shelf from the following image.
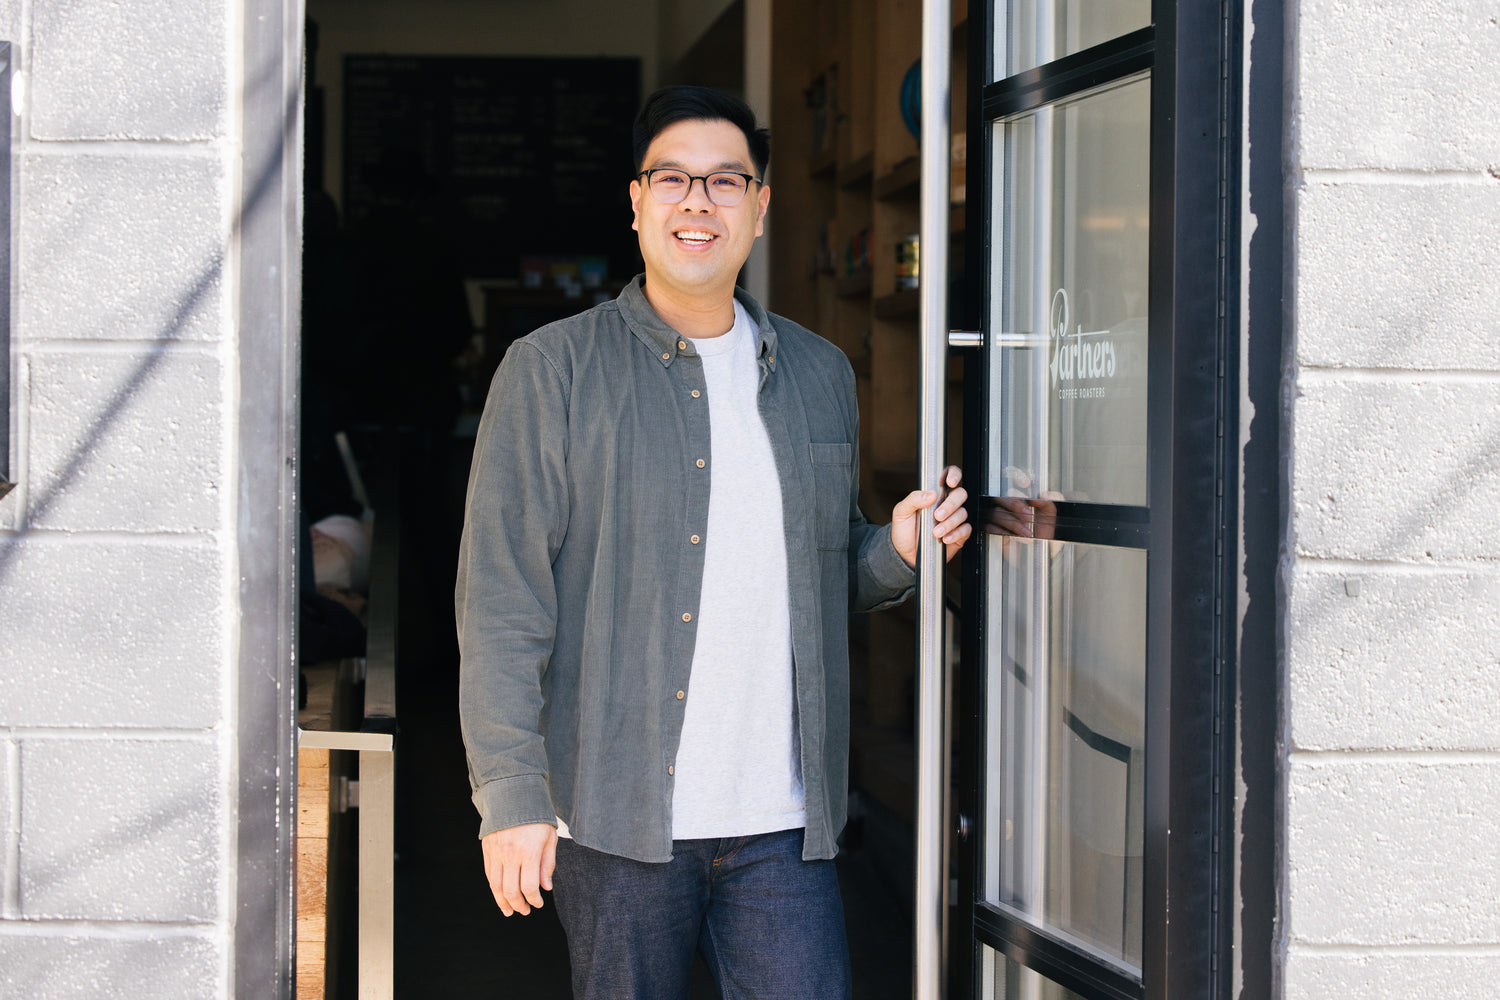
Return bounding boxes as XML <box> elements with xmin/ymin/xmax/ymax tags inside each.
<box><xmin>771</xmin><ymin>0</ymin><xmax>974</xmax><ymax>842</ymax></box>
<box><xmin>874</xmin><ymin>288</ymin><xmax>919</xmax><ymax>319</ymax></box>
<box><xmin>835</xmin><ymin>270</ymin><xmax>873</xmax><ymax>298</ymax></box>
<box><xmin>838</xmin><ymin>151</ymin><xmax>874</xmax><ymax>188</ymax></box>
<box><xmin>874</xmin><ymin>156</ymin><xmax>921</xmax><ymax>201</ymax></box>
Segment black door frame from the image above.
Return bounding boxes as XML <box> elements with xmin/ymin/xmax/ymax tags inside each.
<box><xmin>955</xmin><ymin>2</ymin><xmax>1242</xmax><ymax>997</ymax></box>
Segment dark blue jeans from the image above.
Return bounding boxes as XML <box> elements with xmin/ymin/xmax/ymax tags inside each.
<box><xmin>552</xmin><ymin>829</ymin><xmax>852</xmax><ymax>1000</ymax></box>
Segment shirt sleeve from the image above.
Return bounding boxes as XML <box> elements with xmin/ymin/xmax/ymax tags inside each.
<box><xmin>456</xmin><ymin>341</ymin><xmax>571</xmax><ymax>838</ymax></box>
<box><xmin>838</xmin><ymin>358</ymin><xmax>917</xmax><ymax>613</ymax></box>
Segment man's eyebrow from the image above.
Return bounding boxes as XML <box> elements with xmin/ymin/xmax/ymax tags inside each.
<box><xmin>647</xmin><ymin>158</ymin><xmax>753</xmax><ymax>173</ymax></box>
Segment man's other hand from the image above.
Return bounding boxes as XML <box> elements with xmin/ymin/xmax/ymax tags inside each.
<box><xmin>892</xmin><ymin>465</ymin><xmax>971</xmax><ymax>568</ymax></box>
<box><xmin>481</xmin><ymin>822</ymin><xmax>558</xmax><ymax>916</ymax></box>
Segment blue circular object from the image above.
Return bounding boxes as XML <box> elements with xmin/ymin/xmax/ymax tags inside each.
<box><xmin>900</xmin><ymin>59</ymin><xmax>921</xmax><ymax>139</ymax></box>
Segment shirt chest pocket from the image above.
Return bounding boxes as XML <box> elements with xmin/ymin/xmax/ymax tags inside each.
<box><xmin>809</xmin><ymin>442</ymin><xmax>854</xmax><ymax>550</ymax></box>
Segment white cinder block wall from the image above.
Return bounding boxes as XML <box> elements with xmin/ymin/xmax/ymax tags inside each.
<box><xmin>0</xmin><ymin>0</ymin><xmax>239</xmax><ymax>996</ymax></box>
<box><xmin>1285</xmin><ymin>1</ymin><xmax>1500</xmax><ymax>997</ymax></box>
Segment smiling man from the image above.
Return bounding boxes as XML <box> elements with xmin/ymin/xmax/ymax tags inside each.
<box><xmin>457</xmin><ymin>86</ymin><xmax>970</xmax><ymax>1000</ymax></box>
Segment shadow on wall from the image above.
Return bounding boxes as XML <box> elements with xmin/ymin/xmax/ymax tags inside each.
<box><xmin>0</xmin><ymin>63</ymin><xmax>300</xmax><ymax>585</ymax></box>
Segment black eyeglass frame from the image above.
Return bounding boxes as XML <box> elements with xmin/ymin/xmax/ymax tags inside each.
<box><xmin>636</xmin><ymin>168</ymin><xmax>764</xmax><ymax>206</ymax></box>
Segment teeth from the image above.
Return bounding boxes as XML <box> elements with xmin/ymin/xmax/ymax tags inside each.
<box><xmin>675</xmin><ymin>231</ymin><xmax>714</xmax><ymax>243</ymax></box>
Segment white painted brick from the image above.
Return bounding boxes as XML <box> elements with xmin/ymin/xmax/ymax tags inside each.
<box><xmin>0</xmin><ymin>934</ymin><xmax>220</xmax><ymax>999</ymax></box>
<box><xmin>25</xmin><ymin>350</ymin><xmax>223</xmax><ymax>532</ymax></box>
<box><xmin>0</xmin><ymin>539</ymin><xmax>223</xmax><ymax>729</ymax></box>
<box><xmin>1288</xmin><ymin>565</ymin><xmax>1500</xmax><ymax>751</ymax></box>
<box><xmin>19</xmin><ymin>740</ymin><xmax>221</xmax><ymax>921</ymax></box>
<box><xmin>1287</xmin><ymin>951</ymin><xmax>1500</xmax><ymax>1000</ymax></box>
<box><xmin>1296</xmin><ymin>0</ymin><xmax>1500</xmax><ymax>171</ymax></box>
<box><xmin>1297</xmin><ymin>181</ymin><xmax>1500</xmax><ymax>371</ymax></box>
<box><xmin>30</xmin><ymin>0</ymin><xmax>228</xmax><ymax>141</ymax></box>
<box><xmin>1291</xmin><ymin>379</ymin><xmax>1500</xmax><ymax>561</ymax></box>
<box><xmin>19</xmin><ymin>152</ymin><xmax>228</xmax><ymax>344</ymax></box>
<box><xmin>1287</xmin><ymin>759</ymin><xmax>1500</xmax><ymax>944</ymax></box>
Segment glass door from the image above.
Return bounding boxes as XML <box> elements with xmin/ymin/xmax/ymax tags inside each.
<box><xmin>954</xmin><ymin>1</ymin><xmax>1239</xmax><ymax>997</ymax></box>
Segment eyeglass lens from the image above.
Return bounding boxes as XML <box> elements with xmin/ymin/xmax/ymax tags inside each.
<box><xmin>648</xmin><ymin>170</ymin><xmax>750</xmax><ymax>206</ymax></box>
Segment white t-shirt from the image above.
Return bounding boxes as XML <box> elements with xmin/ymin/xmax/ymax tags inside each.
<box><xmin>669</xmin><ymin>300</ymin><xmax>804</xmax><ymax>839</ymax></box>
<box><xmin>557</xmin><ymin>301</ymin><xmax>803</xmax><ymax>843</ymax></box>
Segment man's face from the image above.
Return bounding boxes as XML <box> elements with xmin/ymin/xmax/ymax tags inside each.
<box><xmin>629</xmin><ymin>118</ymin><xmax>771</xmax><ymax>299</ymax></box>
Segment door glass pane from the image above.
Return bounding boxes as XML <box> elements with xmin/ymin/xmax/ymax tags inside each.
<box><xmin>983</xmin><ymin>536</ymin><xmax>1146</xmax><ymax>970</ymax></box>
<box><xmin>995</xmin><ymin>0</ymin><xmax>1151</xmax><ymax>79</ymax></box>
<box><xmin>981</xmin><ymin>947</ymin><xmax>1093</xmax><ymax>1000</ymax></box>
<box><xmin>986</xmin><ymin>76</ymin><xmax>1149</xmax><ymax>506</ymax></box>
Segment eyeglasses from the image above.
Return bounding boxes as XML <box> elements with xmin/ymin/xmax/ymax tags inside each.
<box><xmin>638</xmin><ymin>168</ymin><xmax>761</xmax><ymax>207</ymax></box>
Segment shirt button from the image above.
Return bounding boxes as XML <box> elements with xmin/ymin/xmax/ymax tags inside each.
<box><xmin>678</xmin><ymin>340</ymin><xmax>687</xmax><ymax>350</ymax></box>
<box><xmin>681</xmin><ymin>612</ymin><xmax>692</xmax><ymax>623</ymax></box>
<box><xmin>769</xmin><ymin>356</ymin><xmax>775</xmax><ymax>364</ymax></box>
<box><xmin>690</xmin><ymin>534</ymin><xmax>700</xmax><ymax>544</ymax></box>
<box><xmin>691</xmin><ymin>389</ymin><xmax>701</xmax><ymax>398</ymax></box>
<box><xmin>668</xmin><ymin>764</ymin><xmax>675</xmax><ymax>775</ymax></box>
<box><xmin>661</xmin><ymin>352</ymin><xmax>670</xmax><ymax>361</ymax></box>
<box><xmin>676</xmin><ymin>690</ymin><xmax>685</xmax><ymax>700</ymax></box>
<box><xmin>695</xmin><ymin>458</ymin><xmax>706</xmax><ymax>469</ymax></box>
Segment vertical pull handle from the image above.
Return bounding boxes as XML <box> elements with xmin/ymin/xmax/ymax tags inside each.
<box><xmin>914</xmin><ymin>1</ymin><xmax>952</xmax><ymax>998</ymax></box>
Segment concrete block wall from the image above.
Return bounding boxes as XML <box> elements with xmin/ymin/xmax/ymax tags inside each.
<box><xmin>1285</xmin><ymin>1</ymin><xmax>1500</xmax><ymax>996</ymax></box>
<box><xmin>0</xmin><ymin>0</ymin><xmax>239</xmax><ymax>996</ymax></box>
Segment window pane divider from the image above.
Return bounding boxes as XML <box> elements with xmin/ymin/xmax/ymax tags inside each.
<box><xmin>975</xmin><ymin>903</ymin><xmax>1145</xmax><ymax>1000</ymax></box>
<box><xmin>983</xmin><ymin>27</ymin><xmax>1155</xmax><ymax>120</ymax></box>
<box><xmin>977</xmin><ymin>497</ymin><xmax>1150</xmax><ymax>548</ymax></box>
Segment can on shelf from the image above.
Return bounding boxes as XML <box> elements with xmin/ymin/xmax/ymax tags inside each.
<box><xmin>895</xmin><ymin>233</ymin><xmax>920</xmax><ymax>290</ymax></box>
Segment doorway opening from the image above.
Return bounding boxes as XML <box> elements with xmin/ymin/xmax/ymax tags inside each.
<box><xmin>291</xmin><ymin>2</ymin><xmax>914</xmax><ymax>996</ymax></box>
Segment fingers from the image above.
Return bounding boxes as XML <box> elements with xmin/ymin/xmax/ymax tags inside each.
<box><xmin>943</xmin><ymin>525</ymin><xmax>973</xmax><ymax>561</ymax></box>
<box><xmin>481</xmin><ymin>833</ymin><xmax>518</xmax><ymax>917</ymax></box>
<box><xmin>892</xmin><ymin>467</ymin><xmax>970</xmax><ymax>568</ymax></box>
<box><xmin>542</xmin><ymin>831</ymin><xmax>558</xmax><ymax>892</ymax></box>
<box><xmin>937</xmin><ymin>468</ymin><xmax>972</xmax><ymax>561</ymax></box>
<box><xmin>500</xmin><ymin>849</ymin><xmax>530</xmax><ymax>916</ymax></box>
<box><xmin>932</xmin><ymin>498</ymin><xmax>969</xmax><ymax>539</ymax></box>
<box><xmin>891</xmin><ymin>488</ymin><xmax>930</xmax><ymax>521</ymax></box>
<box><xmin>481</xmin><ymin>824</ymin><xmax>554</xmax><ymax>917</ymax></box>
<box><xmin>932</xmin><ymin>486</ymin><xmax>968</xmax><ymax>523</ymax></box>
<box><xmin>896</xmin><ymin>484</ymin><xmax>958</xmax><ymax>519</ymax></box>
<box><xmin>519</xmin><ymin>850</ymin><xmax>545</xmax><ymax>912</ymax></box>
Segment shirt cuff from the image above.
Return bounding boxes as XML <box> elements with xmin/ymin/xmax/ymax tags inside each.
<box><xmin>472</xmin><ymin>773</ymin><xmax>558</xmax><ymax>839</ymax></box>
<box><xmin>869</xmin><ymin>523</ymin><xmax>918</xmax><ymax>594</ymax></box>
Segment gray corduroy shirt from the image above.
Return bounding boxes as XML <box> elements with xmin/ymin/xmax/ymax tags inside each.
<box><xmin>456</xmin><ymin>276</ymin><xmax>915</xmax><ymax>863</ymax></box>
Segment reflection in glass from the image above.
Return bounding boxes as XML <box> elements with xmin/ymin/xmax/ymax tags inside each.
<box><xmin>982</xmin><ymin>947</ymin><xmax>1093</xmax><ymax>1000</ymax></box>
<box><xmin>984</xmin><ymin>537</ymin><xmax>1145</xmax><ymax>970</ymax></box>
<box><xmin>995</xmin><ymin>0</ymin><xmax>1152</xmax><ymax>79</ymax></box>
<box><xmin>987</xmin><ymin>76</ymin><xmax>1150</xmax><ymax>507</ymax></box>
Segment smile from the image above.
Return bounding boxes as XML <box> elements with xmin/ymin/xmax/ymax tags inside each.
<box><xmin>674</xmin><ymin>230</ymin><xmax>717</xmax><ymax>245</ymax></box>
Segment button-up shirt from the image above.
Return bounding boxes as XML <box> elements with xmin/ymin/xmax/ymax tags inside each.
<box><xmin>456</xmin><ymin>276</ymin><xmax>915</xmax><ymax>863</ymax></box>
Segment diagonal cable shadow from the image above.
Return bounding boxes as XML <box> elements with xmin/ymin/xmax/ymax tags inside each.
<box><xmin>0</xmin><ymin>66</ymin><xmax>299</xmax><ymax>587</ymax></box>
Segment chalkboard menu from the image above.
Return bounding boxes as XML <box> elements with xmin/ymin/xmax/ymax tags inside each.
<box><xmin>343</xmin><ymin>55</ymin><xmax>642</xmax><ymax>278</ymax></box>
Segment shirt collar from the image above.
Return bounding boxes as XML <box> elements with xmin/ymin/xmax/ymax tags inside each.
<box><xmin>617</xmin><ymin>274</ymin><xmax>780</xmax><ymax>371</ymax></box>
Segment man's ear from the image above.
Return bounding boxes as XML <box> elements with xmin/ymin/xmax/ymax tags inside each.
<box><xmin>629</xmin><ymin>179</ymin><xmax>642</xmax><ymax>231</ymax></box>
<box><xmin>754</xmin><ymin>183</ymin><xmax>771</xmax><ymax>238</ymax></box>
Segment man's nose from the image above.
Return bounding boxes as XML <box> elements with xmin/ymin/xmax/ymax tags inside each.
<box><xmin>679</xmin><ymin>176</ymin><xmax>716</xmax><ymax>211</ymax></box>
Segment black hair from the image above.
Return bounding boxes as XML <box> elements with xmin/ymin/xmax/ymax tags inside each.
<box><xmin>632</xmin><ymin>85</ymin><xmax>771</xmax><ymax>179</ymax></box>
